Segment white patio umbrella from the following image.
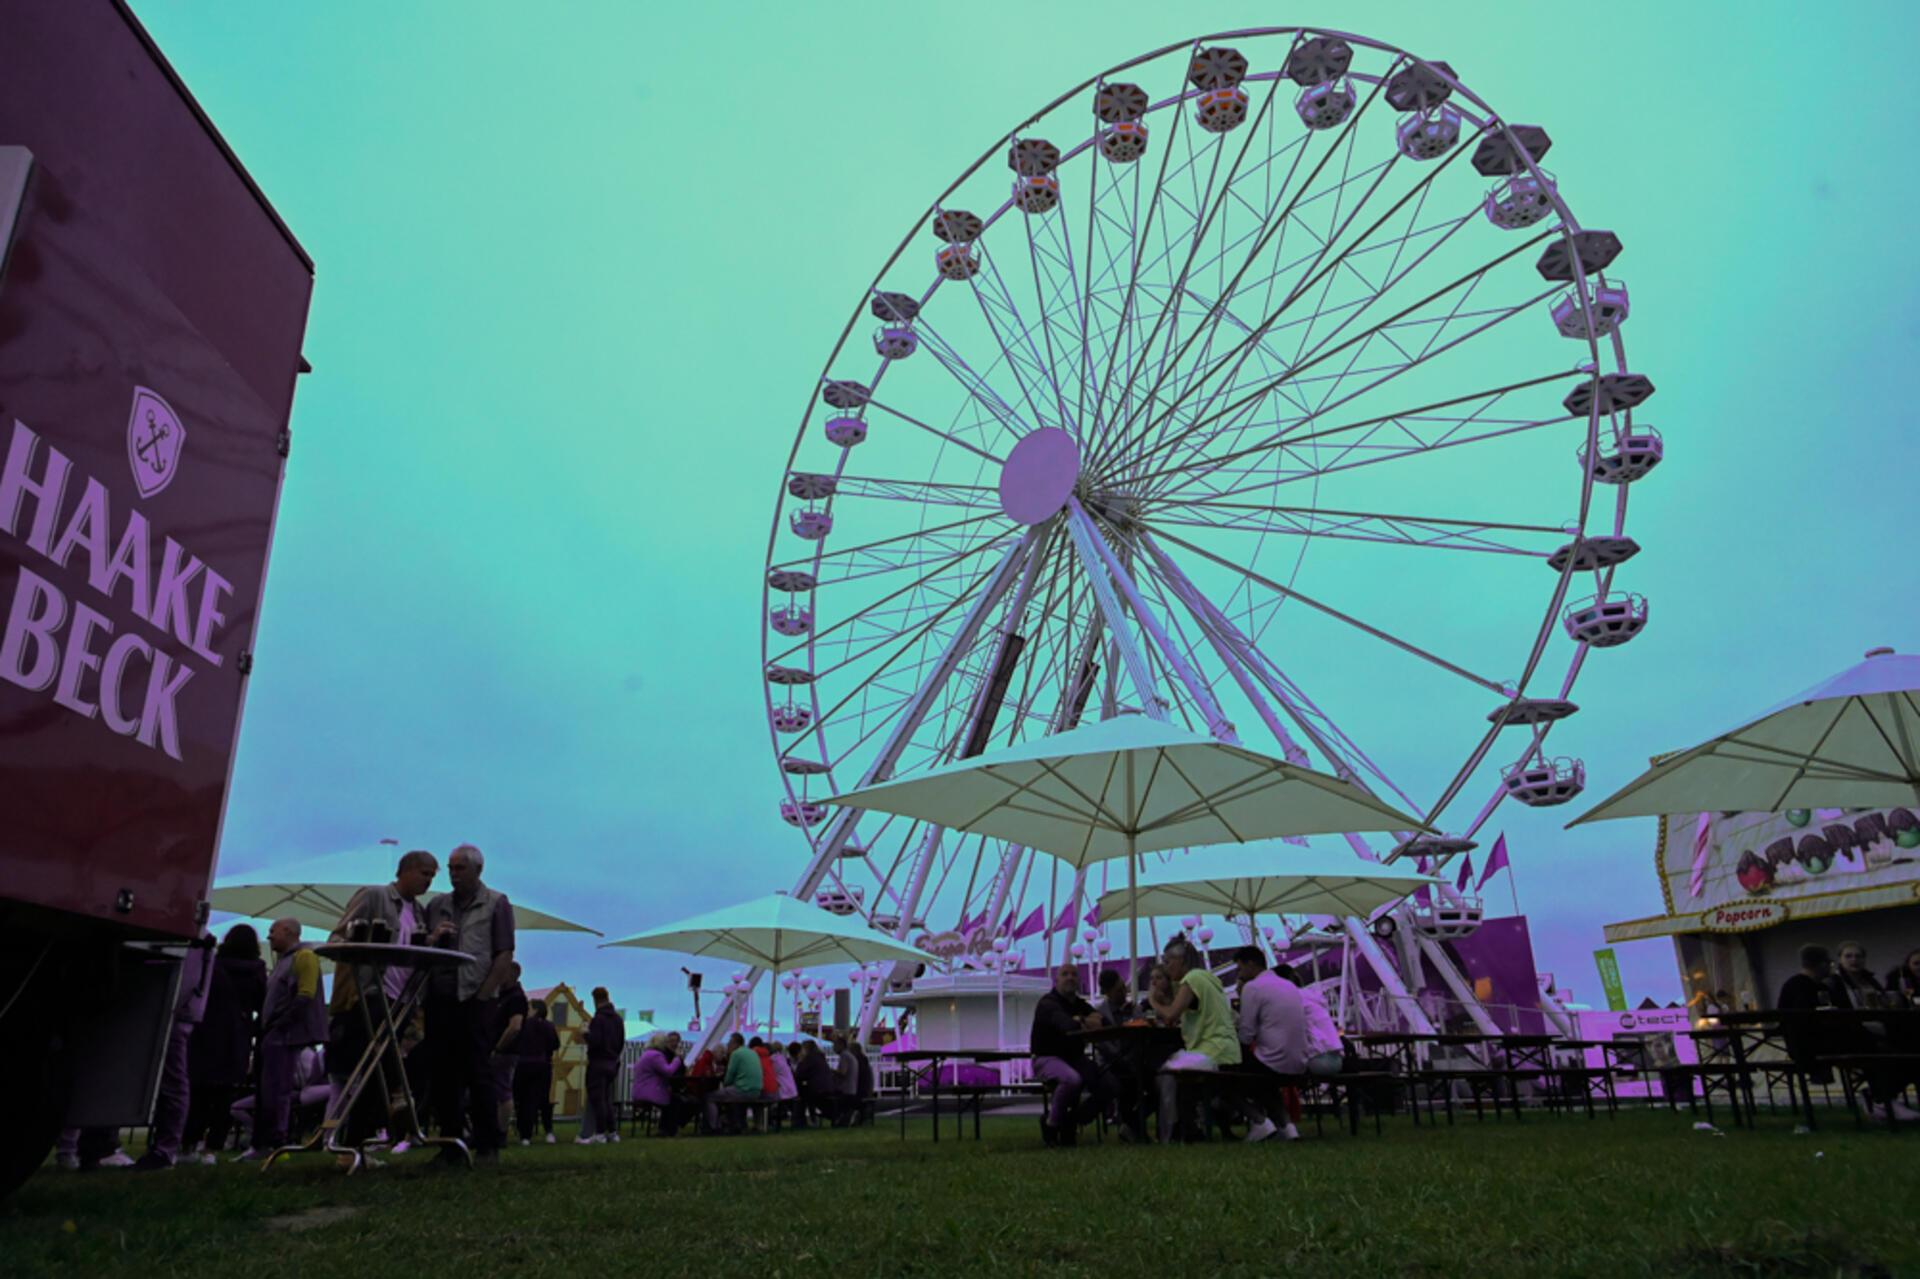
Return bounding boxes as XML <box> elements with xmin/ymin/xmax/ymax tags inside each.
<box><xmin>603</xmin><ymin>892</ymin><xmax>939</xmax><ymax>1033</ymax></box>
<box><xmin>827</xmin><ymin>715</ymin><xmax>1427</xmax><ymax>981</ymax></box>
<box><xmin>210</xmin><ymin>843</ymin><xmax>603</xmax><ymax>935</ymax></box>
<box><xmin>1094</xmin><ymin>845</ymin><xmax>1442</xmax><ymax>923</ymax></box>
<box><xmin>1571</xmin><ymin>647</ymin><xmax>1920</xmax><ymax>824</ymax></box>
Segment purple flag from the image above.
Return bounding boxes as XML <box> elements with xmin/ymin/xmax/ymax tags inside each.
<box><xmin>1084</xmin><ymin>904</ymin><xmax>1100</xmax><ymax>927</ymax></box>
<box><xmin>1455</xmin><ymin>854</ymin><xmax>1475</xmax><ymax>893</ymax></box>
<box><xmin>1413</xmin><ymin>882</ymin><xmax>1432</xmax><ymax>906</ymax></box>
<box><xmin>1048</xmin><ymin>902</ymin><xmax>1076</xmax><ymax>933</ymax></box>
<box><xmin>1012</xmin><ymin>906</ymin><xmax>1046</xmax><ymax>940</ymax></box>
<box><xmin>1475</xmin><ymin>834</ymin><xmax>1510</xmax><ymax>891</ymax></box>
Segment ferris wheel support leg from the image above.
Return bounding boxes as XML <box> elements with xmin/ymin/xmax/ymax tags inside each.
<box><xmin>1145</xmin><ymin>535</ymin><xmax>1394</xmax><ymax>861</ymax></box>
<box><xmin>1536</xmin><ymin>984</ymin><xmax>1576</xmax><ymax>1038</ymax></box>
<box><xmin>980</xmin><ymin>532</ymin><xmax>1093</xmax><ymax>929</ymax></box>
<box><xmin>842</xmin><ymin>532</ymin><xmax>1043</xmax><ymax>1045</ymax></box>
<box><xmin>1062</xmin><ymin>499</ymin><xmax>1168</xmax><ymax>726</ymax></box>
<box><xmin>1064</xmin><ymin>498</ymin><xmax>1175</xmax><ymax>986</ymax></box>
<box><xmin>1068</xmin><ymin>500</ymin><xmax>1234</xmax><ymax>741</ymax></box>
<box><xmin>1342</xmin><ymin>916</ymin><xmax>1437</xmax><ymax>1036</ymax></box>
<box><xmin>1138</xmin><ymin>534</ymin><xmax>1315</xmax><ymax>847</ymax></box>
<box><xmin>1413</xmin><ymin>931</ymin><xmax>1503</xmax><ymax>1037</ymax></box>
<box><xmin>712</xmin><ymin>534</ymin><xmax>1038</xmax><ymax>1057</ymax></box>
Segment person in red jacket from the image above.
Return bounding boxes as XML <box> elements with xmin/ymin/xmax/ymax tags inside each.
<box><xmin>749</xmin><ymin>1037</ymin><xmax>777</xmax><ymax>1099</ymax></box>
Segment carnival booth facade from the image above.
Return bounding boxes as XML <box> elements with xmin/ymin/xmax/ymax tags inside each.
<box><xmin>1605</xmin><ymin>805</ymin><xmax>1920</xmax><ymax>1014</ymax></box>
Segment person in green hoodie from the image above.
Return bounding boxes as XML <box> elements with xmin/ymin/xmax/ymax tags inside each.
<box><xmin>704</xmin><ymin>1034</ymin><xmax>760</xmax><ymax>1134</ymax></box>
<box><xmin>1147</xmin><ymin>935</ymin><xmax>1241</xmax><ymax>1143</ymax></box>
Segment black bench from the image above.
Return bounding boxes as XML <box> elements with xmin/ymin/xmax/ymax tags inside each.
<box><xmin>707</xmin><ymin>1095</ymin><xmax>779</xmax><ymax>1134</ymax></box>
<box><xmin>1816</xmin><ymin>1054</ymin><xmax>1920</xmax><ymax>1130</ymax></box>
<box><xmin>1160</xmin><ymin>1068</ymin><xmax>1389</xmax><ymax>1139</ymax></box>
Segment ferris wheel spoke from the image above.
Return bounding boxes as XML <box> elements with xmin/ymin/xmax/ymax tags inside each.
<box><xmin>770</xmin><ymin>511</ymin><xmax>1006</xmax><ymax>574</ymax></box>
<box><xmin>804</xmin><ymin>533</ymin><xmax>1039</xmax><ymax>742</ymax></box>
<box><xmin>1149</xmin><ymin>261</ymin><xmax>1557</xmax><ymax>489</ymax></box>
<box><xmin>829</xmin><ymin>474</ymin><xmax>1000</xmax><ymax>510</ymax></box>
<box><xmin>1083</xmin><ymin>70</ymin><xmax>1228</xmax><ymax>456</ymax></box>
<box><xmin>767</xmin><ymin>531</ymin><xmax>1018</xmax><ymax>669</ymax></box>
<box><xmin>1151</xmin><ymin>526</ymin><xmax>1509</xmax><ymax>695</ymax></box>
<box><xmin>1129</xmin><ymin>192</ymin><xmax>1494</xmax><ymax>476</ymax></box>
<box><xmin>1141</xmin><ymin>278</ymin><xmax>1566</xmax><ymax>504</ymax></box>
<box><xmin>1145</xmin><ymin>500</ymin><xmax>1561</xmax><ymax>557</ymax></box>
<box><xmin>1139</xmin><ymin>536</ymin><xmax>1432</xmax><ymax>819</ymax></box>
<box><xmin>973</xmin><ymin>244</ymin><xmax>1072</xmax><ymax>430</ymax></box>
<box><xmin>1090</xmin><ymin>63</ymin><xmax>1400</xmax><ymax>474</ymax></box>
<box><xmin>1018</xmin><ymin>202</ymin><xmax>1088</xmax><ymax>436</ymax></box>
<box><xmin>910</xmin><ymin>313</ymin><xmax>1040</xmax><ymax>441</ymax></box>
<box><xmin>1125</xmin><ymin>221</ymin><xmax>1554</xmax><ymax>488</ymax></box>
<box><xmin>861</xmin><ymin>396</ymin><xmax>1006</xmax><ymax>465</ymax></box>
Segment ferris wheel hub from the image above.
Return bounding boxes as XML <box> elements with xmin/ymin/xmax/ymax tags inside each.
<box><xmin>997</xmin><ymin>426</ymin><xmax>1081</xmax><ymax>525</ymax></box>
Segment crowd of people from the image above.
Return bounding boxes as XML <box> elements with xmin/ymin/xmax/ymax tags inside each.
<box><xmin>624</xmin><ymin>1029</ymin><xmax>874</xmax><ymax>1137</ymax></box>
<box><xmin>58</xmin><ymin>844</ymin><xmax>542</xmax><ymax>1170</ymax></box>
<box><xmin>61</xmin><ymin>848</ymin><xmax>1920</xmax><ymax>1171</ymax></box>
<box><xmin>1029</xmin><ymin>935</ymin><xmax>1344</xmax><ymax>1147</ymax></box>
<box><xmin>1776</xmin><ymin>941</ymin><xmax>1920</xmax><ymax>1122</ymax></box>
<box><xmin>54</xmin><ymin>844</ymin><xmax>894</xmax><ymax>1171</ymax></box>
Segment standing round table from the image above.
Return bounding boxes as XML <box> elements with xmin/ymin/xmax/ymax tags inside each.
<box><xmin>264</xmin><ymin>942</ymin><xmax>475</xmax><ymax>1173</ymax></box>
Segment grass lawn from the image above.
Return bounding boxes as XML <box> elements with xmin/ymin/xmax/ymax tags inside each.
<box><xmin>2</xmin><ymin>1110</ymin><xmax>1913</xmax><ymax>1277</ymax></box>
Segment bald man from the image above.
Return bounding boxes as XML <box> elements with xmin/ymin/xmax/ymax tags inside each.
<box><xmin>239</xmin><ymin>917</ymin><xmax>327</xmax><ymax>1159</ymax></box>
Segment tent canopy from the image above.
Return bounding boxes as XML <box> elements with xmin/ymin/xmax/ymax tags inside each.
<box><xmin>1093</xmin><ymin>845</ymin><xmax>1441</xmax><ymax>922</ymax></box>
<box><xmin>1573</xmin><ymin>650</ymin><xmax>1920</xmax><ymax>824</ymax></box>
<box><xmin>210</xmin><ymin>843</ymin><xmax>602</xmax><ymax>935</ymax></box>
<box><xmin>829</xmin><ymin>715</ymin><xmax>1427</xmax><ymax>866</ymax></box>
<box><xmin>603</xmin><ymin>892</ymin><xmax>938</xmax><ymax>973</ymax></box>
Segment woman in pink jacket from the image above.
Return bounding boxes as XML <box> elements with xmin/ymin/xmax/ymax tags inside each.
<box><xmin>631</xmin><ymin>1032</ymin><xmax>688</xmax><ymax>1136</ymax></box>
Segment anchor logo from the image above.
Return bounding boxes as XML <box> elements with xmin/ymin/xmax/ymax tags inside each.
<box><xmin>124</xmin><ymin>386</ymin><xmax>185</xmax><ymax>499</ymax></box>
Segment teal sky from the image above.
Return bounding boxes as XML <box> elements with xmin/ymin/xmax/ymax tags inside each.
<box><xmin>134</xmin><ymin>1</ymin><xmax>1920</xmax><ymax>1020</ymax></box>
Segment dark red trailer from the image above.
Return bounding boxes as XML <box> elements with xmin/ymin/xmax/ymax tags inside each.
<box><xmin>0</xmin><ymin>2</ymin><xmax>313</xmax><ymax>1190</ymax></box>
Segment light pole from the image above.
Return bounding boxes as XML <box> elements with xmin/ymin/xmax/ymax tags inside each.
<box><xmin>990</xmin><ymin>937</ymin><xmax>1010</xmax><ymax>1049</ymax></box>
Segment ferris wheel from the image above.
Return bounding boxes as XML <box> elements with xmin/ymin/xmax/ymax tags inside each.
<box><xmin>756</xmin><ymin>27</ymin><xmax>1655</xmax><ymax>1034</ymax></box>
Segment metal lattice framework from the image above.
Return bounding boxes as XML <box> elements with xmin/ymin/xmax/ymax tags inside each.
<box><xmin>741</xmin><ymin>27</ymin><xmax>1655</xmax><ymax>1042</ymax></box>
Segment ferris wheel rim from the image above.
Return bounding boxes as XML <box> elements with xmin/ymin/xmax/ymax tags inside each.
<box><xmin>761</xmin><ymin>26</ymin><xmax>1644</xmax><ymax>928</ymax></box>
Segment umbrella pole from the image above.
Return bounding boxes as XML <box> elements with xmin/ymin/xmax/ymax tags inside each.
<box><xmin>1128</xmin><ymin>834</ymin><xmax>1139</xmax><ymax>994</ymax></box>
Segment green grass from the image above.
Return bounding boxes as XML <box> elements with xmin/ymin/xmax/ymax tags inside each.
<box><xmin>2</xmin><ymin>1111</ymin><xmax>1913</xmax><ymax>1278</ymax></box>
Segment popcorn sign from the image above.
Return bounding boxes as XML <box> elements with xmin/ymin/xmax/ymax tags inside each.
<box><xmin>0</xmin><ymin>405</ymin><xmax>232</xmax><ymax>762</ymax></box>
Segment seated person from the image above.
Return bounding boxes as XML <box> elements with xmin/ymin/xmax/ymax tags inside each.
<box><xmin>830</xmin><ymin>1034</ymin><xmax>860</xmax><ymax>1127</ymax></box>
<box><xmin>703</xmin><ymin>1034</ymin><xmax>761</xmax><ymax>1134</ymax></box>
<box><xmin>1229</xmin><ymin>946</ymin><xmax>1304</xmax><ymax>1142</ymax></box>
<box><xmin>1147</xmin><ymin>937</ymin><xmax>1241</xmax><ymax>1143</ymax></box>
<box><xmin>1829</xmin><ymin>941</ymin><xmax>1888</xmax><ymax>1009</ymax></box>
<box><xmin>768</xmin><ymin>1040</ymin><xmax>800</xmax><ymax>1125</ymax></box>
<box><xmin>1779</xmin><ymin>944</ymin><xmax>1918</xmax><ymax>1123</ymax></box>
<box><xmin>796</xmin><ymin>1040</ymin><xmax>838</xmax><ymax>1125</ymax></box>
<box><xmin>1274</xmin><ymin>962</ymin><xmax>1346</xmax><ymax>1076</ymax></box>
<box><xmin>1097</xmin><ymin>969</ymin><xmax>1133</xmax><ymax>1026</ymax></box>
<box><xmin>1029</xmin><ymin>963</ymin><xmax>1118</xmax><ymax>1146</ymax></box>
<box><xmin>632</xmin><ymin>1032</ymin><xmax>688</xmax><ymax>1136</ymax></box>
<box><xmin>1889</xmin><ymin>949</ymin><xmax>1920</xmax><ymax>1003</ymax></box>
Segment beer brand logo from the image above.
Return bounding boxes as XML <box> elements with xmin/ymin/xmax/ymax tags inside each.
<box><xmin>126</xmin><ymin>387</ymin><xmax>184</xmax><ymax>499</ymax></box>
<box><xmin>1701</xmin><ymin>901</ymin><xmax>1788</xmax><ymax>933</ymax></box>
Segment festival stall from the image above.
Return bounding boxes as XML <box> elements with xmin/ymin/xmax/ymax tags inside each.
<box><xmin>1604</xmin><ymin>806</ymin><xmax>1920</xmax><ymax>1014</ymax></box>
